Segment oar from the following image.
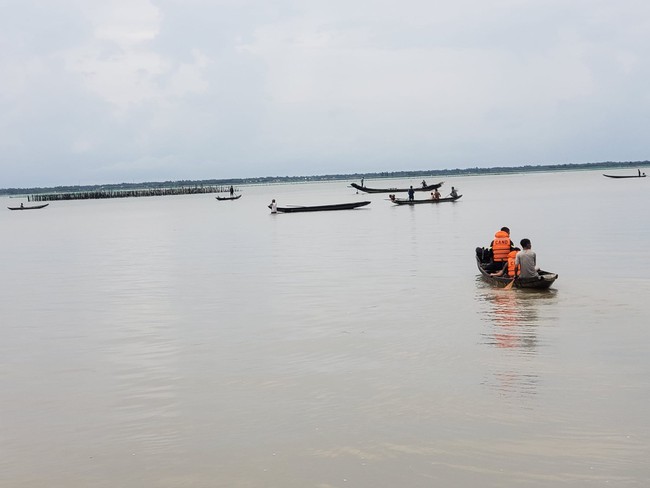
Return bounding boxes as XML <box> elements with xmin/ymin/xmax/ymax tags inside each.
<box><xmin>504</xmin><ymin>277</ymin><xmax>515</xmax><ymax>290</ymax></box>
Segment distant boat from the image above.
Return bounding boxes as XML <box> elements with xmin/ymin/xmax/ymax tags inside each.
<box><xmin>391</xmin><ymin>195</ymin><xmax>462</xmax><ymax>205</ymax></box>
<box><xmin>8</xmin><ymin>203</ymin><xmax>49</xmax><ymax>210</ymax></box>
<box><xmin>216</xmin><ymin>194</ymin><xmax>242</xmax><ymax>200</ymax></box>
<box><xmin>350</xmin><ymin>182</ymin><xmax>443</xmax><ymax>193</ymax></box>
<box><xmin>603</xmin><ymin>173</ymin><xmax>646</xmax><ymax>178</ymax></box>
<box><xmin>269</xmin><ymin>201</ymin><xmax>371</xmax><ymax>213</ymax></box>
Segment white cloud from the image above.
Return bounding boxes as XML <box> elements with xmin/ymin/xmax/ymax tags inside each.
<box><xmin>62</xmin><ymin>1</ymin><xmax>210</xmax><ymax>113</ymax></box>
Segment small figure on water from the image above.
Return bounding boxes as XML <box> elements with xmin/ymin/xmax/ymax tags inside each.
<box><xmin>361</xmin><ymin>177</ymin><xmax>364</xmax><ymax>187</ymax></box>
<box><xmin>270</xmin><ymin>199</ymin><xmax>277</xmax><ymax>214</ymax></box>
<box><xmin>431</xmin><ymin>188</ymin><xmax>441</xmax><ymax>200</ymax></box>
<box><xmin>408</xmin><ymin>186</ymin><xmax>415</xmax><ymax>201</ymax></box>
<box><xmin>421</xmin><ymin>179</ymin><xmax>427</xmax><ymax>188</ymax></box>
<box><xmin>229</xmin><ymin>185</ymin><xmax>234</xmax><ymax>196</ymax></box>
<box><xmin>450</xmin><ymin>186</ymin><xmax>458</xmax><ymax>198</ymax></box>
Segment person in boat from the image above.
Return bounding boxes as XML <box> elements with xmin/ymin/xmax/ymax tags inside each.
<box><xmin>229</xmin><ymin>185</ymin><xmax>234</xmax><ymax>196</ymax></box>
<box><xmin>270</xmin><ymin>199</ymin><xmax>277</xmax><ymax>214</ymax></box>
<box><xmin>485</xmin><ymin>226</ymin><xmax>515</xmax><ymax>272</ymax></box>
<box><xmin>490</xmin><ymin>249</ymin><xmax>520</xmax><ymax>277</ymax></box>
<box><xmin>361</xmin><ymin>177</ymin><xmax>364</xmax><ymax>187</ymax></box>
<box><xmin>20</xmin><ymin>203</ymin><xmax>24</xmax><ymax>208</ymax></box>
<box><xmin>421</xmin><ymin>179</ymin><xmax>427</xmax><ymax>188</ymax></box>
<box><xmin>431</xmin><ymin>188</ymin><xmax>441</xmax><ymax>200</ymax></box>
<box><xmin>389</xmin><ymin>194</ymin><xmax>396</xmax><ymax>202</ymax></box>
<box><xmin>450</xmin><ymin>186</ymin><xmax>458</xmax><ymax>198</ymax></box>
<box><xmin>514</xmin><ymin>238</ymin><xmax>539</xmax><ymax>279</ymax></box>
<box><xmin>639</xmin><ymin>169</ymin><xmax>642</xmax><ymax>176</ymax></box>
<box><xmin>408</xmin><ymin>186</ymin><xmax>415</xmax><ymax>201</ymax></box>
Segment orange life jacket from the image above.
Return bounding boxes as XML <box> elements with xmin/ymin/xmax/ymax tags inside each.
<box><xmin>492</xmin><ymin>230</ymin><xmax>511</xmax><ymax>262</ymax></box>
<box><xmin>507</xmin><ymin>250</ymin><xmax>518</xmax><ymax>276</ymax></box>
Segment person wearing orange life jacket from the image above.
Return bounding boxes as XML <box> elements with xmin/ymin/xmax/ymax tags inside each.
<box><xmin>490</xmin><ymin>249</ymin><xmax>519</xmax><ymax>277</ymax></box>
<box><xmin>485</xmin><ymin>226</ymin><xmax>515</xmax><ymax>272</ymax></box>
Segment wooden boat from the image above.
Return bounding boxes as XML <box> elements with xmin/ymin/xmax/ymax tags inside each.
<box><xmin>269</xmin><ymin>201</ymin><xmax>371</xmax><ymax>213</ymax></box>
<box><xmin>475</xmin><ymin>254</ymin><xmax>558</xmax><ymax>289</ymax></box>
<box><xmin>216</xmin><ymin>194</ymin><xmax>242</xmax><ymax>200</ymax></box>
<box><xmin>603</xmin><ymin>173</ymin><xmax>646</xmax><ymax>178</ymax></box>
<box><xmin>350</xmin><ymin>182</ymin><xmax>443</xmax><ymax>193</ymax></box>
<box><xmin>8</xmin><ymin>203</ymin><xmax>49</xmax><ymax>210</ymax></box>
<box><xmin>392</xmin><ymin>195</ymin><xmax>462</xmax><ymax>205</ymax></box>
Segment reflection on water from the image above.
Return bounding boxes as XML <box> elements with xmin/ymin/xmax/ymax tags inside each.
<box><xmin>475</xmin><ymin>279</ymin><xmax>559</xmax><ymax>400</ymax></box>
<box><xmin>476</xmin><ymin>278</ymin><xmax>559</xmax><ymax>348</ymax></box>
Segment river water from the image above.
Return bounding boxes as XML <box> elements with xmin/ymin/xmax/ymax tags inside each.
<box><xmin>1</xmin><ymin>169</ymin><xmax>648</xmax><ymax>487</ymax></box>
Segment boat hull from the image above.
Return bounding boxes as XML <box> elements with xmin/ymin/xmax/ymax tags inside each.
<box><xmin>475</xmin><ymin>255</ymin><xmax>558</xmax><ymax>289</ymax></box>
<box><xmin>8</xmin><ymin>204</ymin><xmax>49</xmax><ymax>210</ymax></box>
<box><xmin>603</xmin><ymin>174</ymin><xmax>646</xmax><ymax>178</ymax></box>
<box><xmin>392</xmin><ymin>195</ymin><xmax>461</xmax><ymax>205</ymax></box>
<box><xmin>351</xmin><ymin>182</ymin><xmax>443</xmax><ymax>193</ymax></box>
<box><xmin>270</xmin><ymin>201</ymin><xmax>371</xmax><ymax>213</ymax></box>
<box><xmin>216</xmin><ymin>194</ymin><xmax>242</xmax><ymax>200</ymax></box>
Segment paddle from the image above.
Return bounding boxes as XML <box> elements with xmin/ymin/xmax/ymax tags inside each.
<box><xmin>504</xmin><ymin>277</ymin><xmax>516</xmax><ymax>290</ymax></box>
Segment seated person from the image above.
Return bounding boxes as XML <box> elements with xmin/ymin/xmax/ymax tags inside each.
<box><xmin>490</xmin><ymin>249</ymin><xmax>519</xmax><ymax>277</ymax></box>
<box><xmin>484</xmin><ymin>226</ymin><xmax>515</xmax><ymax>272</ymax></box>
<box><xmin>514</xmin><ymin>239</ymin><xmax>539</xmax><ymax>278</ymax></box>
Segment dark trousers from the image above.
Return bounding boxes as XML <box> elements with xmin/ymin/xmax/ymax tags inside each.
<box><xmin>484</xmin><ymin>261</ymin><xmax>506</xmax><ymax>273</ymax></box>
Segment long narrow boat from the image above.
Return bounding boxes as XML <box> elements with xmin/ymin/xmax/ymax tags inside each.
<box><xmin>475</xmin><ymin>254</ymin><xmax>558</xmax><ymax>289</ymax></box>
<box><xmin>216</xmin><ymin>194</ymin><xmax>242</xmax><ymax>200</ymax></box>
<box><xmin>8</xmin><ymin>203</ymin><xmax>49</xmax><ymax>210</ymax></box>
<box><xmin>603</xmin><ymin>173</ymin><xmax>646</xmax><ymax>178</ymax></box>
<box><xmin>269</xmin><ymin>201</ymin><xmax>371</xmax><ymax>213</ymax></box>
<box><xmin>350</xmin><ymin>182</ymin><xmax>443</xmax><ymax>193</ymax></box>
<box><xmin>392</xmin><ymin>195</ymin><xmax>462</xmax><ymax>205</ymax></box>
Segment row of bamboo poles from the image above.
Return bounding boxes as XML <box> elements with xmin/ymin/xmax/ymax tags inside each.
<box><xmin>28</xmin><ymin>185</ymin><xmax>237</xmax><ymax>202</ymax></box>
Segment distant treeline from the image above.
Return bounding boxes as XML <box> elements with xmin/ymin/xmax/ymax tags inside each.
<box><xmin>2</xmin><ymin>160</ymin><xmax>648</xmax><ymax>196</ymax></box>
<box><xmin>27</xmin><ymin>185</ymin><xmax>235</xmax><ymax>202</ymax></box>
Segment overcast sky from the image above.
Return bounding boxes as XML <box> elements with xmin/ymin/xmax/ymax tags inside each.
<box><xmin>2</xmin><ymin>0</ymin><xmax>650</xmax><ymax>187</ymax></box>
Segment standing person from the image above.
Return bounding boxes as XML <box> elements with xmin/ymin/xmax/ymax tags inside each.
<box><xmin>229</xmin><ymin>185</ymin><xmax>234</xmax><ymax>196</ymax></box>
<box><xmin>361</xmin><ymin>177</ymin><xmax>364</xmax><ymax>187</ymax></box>
<box><xmin>270</xmin><ymin>199</ymin><xmax>277</xmax><ymax>214</ymax></box>
<box><xmin>514</xmin><ymin>238</ymin><xmax>539</xmax><ymax>278</ymax></box>
<box><xmin>408</xmin><ymin>186</ymin><xmax>415</xmax><ymax>201</ymax></box>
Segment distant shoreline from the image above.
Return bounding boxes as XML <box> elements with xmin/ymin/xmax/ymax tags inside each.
<box><xmin>1</xmin><ymin>160</ymin><xmax>648</xmax><ymax>196</ymax></box>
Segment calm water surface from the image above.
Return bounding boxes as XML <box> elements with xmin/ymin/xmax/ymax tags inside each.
<box><xmin>1</xmin><ymin>170</ymin><xmax>649</xmax><ymax>487</ymax></box>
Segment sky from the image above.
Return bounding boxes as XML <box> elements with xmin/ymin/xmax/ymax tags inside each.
<box><xmin>2</xmin><ymin>0</ymin><xmax>650</xmax><ymax>187</ymax></box>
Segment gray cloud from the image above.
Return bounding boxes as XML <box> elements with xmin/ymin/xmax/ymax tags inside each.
<box><xmin>2</xmin><ymin>0</ymin><xmax>650</xmax><ymax>187</ymax></box>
